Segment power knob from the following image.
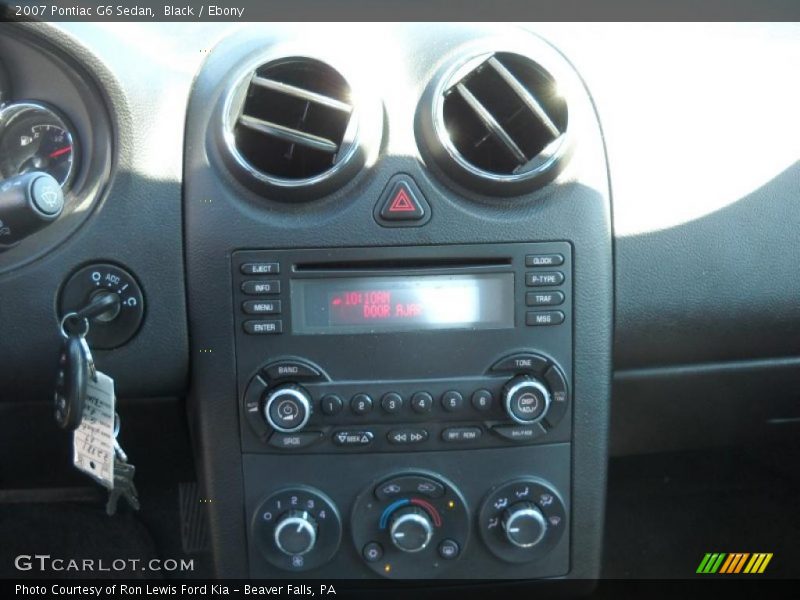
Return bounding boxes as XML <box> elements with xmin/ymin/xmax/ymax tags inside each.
<box><xmin>273</xmin><ymin>510</ymin><xmax>318</xmax><ymax>556</ymax></box>
<box><xmin>264</xmin><ymin>384</ymin><xmax>312</xmax><ymax>433</ymax></box>
<box><xmin>502</xmin><ymin>375</ymin><xmax>551</xmax><ymax>425</ymax></box>
<box><xmin>502</xmin><ymin>502</ymin><xmax>547</xmax><ymax>549</ymax></box>
<box><xmin>389</xmin><ymin>506</ymin><xmax>434</xmax><ymax>553</ymax></box>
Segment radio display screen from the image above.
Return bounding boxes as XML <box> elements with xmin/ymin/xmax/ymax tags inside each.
<box><xmin>291</xmin><ymin>273</ymin><xmax>514</xmax><ymax>334</ymax></box>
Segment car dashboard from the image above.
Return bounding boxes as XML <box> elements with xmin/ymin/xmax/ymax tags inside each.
<box><xmin>0</xmin><ymin>20</ymin><xmax>798</xmax><ymax>588</ymax></box>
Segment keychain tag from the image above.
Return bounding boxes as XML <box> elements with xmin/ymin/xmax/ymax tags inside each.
<box><xmin>72</xmin><ymin>371</ymin><xmax>116</xmax><ymax>489</ymax></box>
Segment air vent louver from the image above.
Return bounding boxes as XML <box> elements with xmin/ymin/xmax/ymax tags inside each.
<box><xmin>225</xmin><ymin>57</ymin><xmax>364</xmax><ymax>196</ymax></box>
<box><xmin>423</xmin><ymin>51</ymin><xmax>570</xmax><ymax>195</ymax></box>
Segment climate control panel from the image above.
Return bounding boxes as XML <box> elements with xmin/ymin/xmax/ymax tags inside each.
<box><xmin>241</xmin><ymin>352</ymin><xmax>569</xmax><ymax>453</ymax></box>
<box><xmin>245</xmin><ymin>456</ymin><xmax>570</xmax><ymax>579</ymax></box>
<box><xmin>350</xmin><ymin>472</ymin><xmax>470</xmax><ymax>578</ymax></box>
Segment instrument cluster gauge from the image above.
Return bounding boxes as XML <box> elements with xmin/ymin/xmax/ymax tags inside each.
<box><xmin>0</xmin><ymin>102</ymin><xmax>78</xmax><ymax>190</ymax></box>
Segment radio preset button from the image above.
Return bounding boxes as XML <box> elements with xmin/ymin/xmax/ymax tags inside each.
<box><xmin>241</xmin><ymin>262</ymin><xmax>280</xmax><ymax>275</ymax></box>
<box><xmin>526</xmin><ymin>291</ymin><xmax>565</xmax><ymax>307</ymax></box>
<box><xmin>387</xmin><ymin>428</ymin><xmax>429</xmax><ymax>445</ymax></box>
<box><xmin>381</xmin><ymin>392</ymin><xmax>404</xmax><ymax>414</ymax></box>
<box><xmin>241</xmin><ymin>280</ymin><xmax>280</xmax><ymax>295</ymax></box>
<box><xmin>471</xmin><ymin>389</ymin><xmax>493</xmax><ymax>411</ymax></box>
<box><xmin>333</xmin><ymin>431</ymin><xmax>374</xmax><ymax>446</ymax></box>
<box><xmin>243</xmin><ymin>300</ymin><xmax>281</xmax><ymax>315</ymax></box>
<box><xmin>525</xmin><ymin>272</ymin><xmax>564</xmax><ymax>287</ymax></box>
<box><xmin>442</xmin><ymin>427</ymin><xmax>482</xmax><ymax>443</ymax></box>
<box><xmin>262</xmin><ymin>360</ymin><xmax>320</xmax><ymax>381</ymax></box>
<box><xmin>350</xmin><ymin>394</ymin><xmax>374</xmax><ymax>415</ymax></box>
<box><xmin>441</xmin><ymin>390</ymin><xmax>464</xmax><ymax>412</ymax></box>
<box><xmin>268</xmin><ymin>431</ymin><xmax>322</xmax><ymax>450</ymax></box>
<box><xmin>320</xmin><ymin>394</ymin><xmax>344</xmax><ymax>416</ymax></box>
<box><xmin>411</xmin><ymin>392</ymin><xmax>433</xmax><ymax>414</ymax></box>
<box><xmin>526</xmin><ymin>311</ymin><xmax>565</xmax><ymax>326</ymax></box>
<box><xmin>491</xmin><ymin>353</ymin><xmax>548</xmax><ymax>375</ymax></box>
<box><xmin>244</xmin><ymin>319</ymin><xmax>283</xmax><ymax>335</ymax></box>
<box><xmin>525</xmin><ymin>254</ymin><xmax>564</xmax><ymax>267</ymax></box>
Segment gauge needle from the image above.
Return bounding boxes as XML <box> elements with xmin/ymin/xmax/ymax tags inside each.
<box><xmin>48</xmin><ymin>146</ymin><xmax>72</xmax><ymax>159</ymax></box>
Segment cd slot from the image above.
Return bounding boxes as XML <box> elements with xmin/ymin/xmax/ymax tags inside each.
<box><xmin>294</xmin><ymin>257</ymin><xmax>512</xmax><ymax>273</ymax></box>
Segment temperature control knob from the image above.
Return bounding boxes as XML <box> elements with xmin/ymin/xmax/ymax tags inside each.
<box><xmin>389</xmin><ymin>506</ymin><xmax>434</xmax><ymax>553</ymax></box>
<box><xmin>502</xmin><ymin>375</ymin><xmax>551</xmax><ymax>425</ymax></box>
<box><xmin>273</xmin><ymin>510</ymin><xmax>318</xmax><ymax>556</ymax></box>
<box><xmin>264</xmin><ymin>384</ymin><xmax>312</xmax><ymax>433</ymax></box>
<box><xmin>502</xmin><ymin>502</ymin><xmax>547</xmax><ymax>549</ymax></box>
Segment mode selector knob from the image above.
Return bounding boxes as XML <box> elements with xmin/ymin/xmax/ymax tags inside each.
<box><xmin>389</xmin><ymin>507</ymin><xmax>434</xmax><ymax>553</ymax></box>
<box><xmin>273</xmin><ymin>510</ymin><xmax>318</xmax><ymax>556</ymax></box>
<box><xmin>264</xmin><ymin>384</ymin><xmax>312</xmax><ymax>433</ymax></box>
<box><xmin>502</xmin><ymin>502</ymin><xmax>547</xmax><ymax>549</ymax></box>
<box><xmin>502</xmin><ymin>375</ymin><xmax>551</xmax><ymax>425</ymax></box>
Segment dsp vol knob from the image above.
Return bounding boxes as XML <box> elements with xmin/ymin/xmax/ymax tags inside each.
<box><xmin>502</xmin><ymin>375</ymin><xmax>551</xmax><ymax>425</ymax></box>
<box><xmin>264</xmin><ymin>384</ymin><xmax>312</xmax><ymax>433</ymax></box>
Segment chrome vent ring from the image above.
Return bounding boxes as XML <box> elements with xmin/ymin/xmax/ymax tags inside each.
<box><xmin>419</xmin><ymin>51</ymin><xmax>571</xmax><ymax>196</ymax></box>
<box><xmin>221</xmin><ymin>56</ymin><xmax>369</xmax><ymax>201</ymax></box>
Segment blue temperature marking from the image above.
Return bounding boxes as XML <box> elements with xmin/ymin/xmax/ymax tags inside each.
<box><xmin>379</xmin><ymin>498</ymin><xmax>410</xmax><ymax>529</ymax></box>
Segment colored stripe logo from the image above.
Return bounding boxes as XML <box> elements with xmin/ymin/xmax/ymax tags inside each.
<box><xmin>697</xmin><ymin>552</ymin><xmax>773</xmax><ymax>574</ymax></box>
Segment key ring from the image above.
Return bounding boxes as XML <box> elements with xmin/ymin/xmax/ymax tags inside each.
<box><xmin>60</xmin><ymin>312</ymin><xmax>90</xmax><ymax>338</ymax></box>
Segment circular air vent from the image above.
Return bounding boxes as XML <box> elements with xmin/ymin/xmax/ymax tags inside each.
<box><xmin>418</xmin><ymin>51</ymin><xmax>570</xmax><ymax>196</ymax></box>
<box><xmin>222</xmin><ymin>56</ymin><xmax>369</xmax><ymax>200</ymax></box>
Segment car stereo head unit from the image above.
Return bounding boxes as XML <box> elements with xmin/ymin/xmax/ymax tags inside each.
<box><xmin>232</xmin><ymin>242</ymin><xmax>572</xmax><ymax>456</ymax></box>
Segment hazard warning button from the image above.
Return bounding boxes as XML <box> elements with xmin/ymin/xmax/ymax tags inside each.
<box><xmin>375</xmin><ymin>174</ymin><xmax>431</xmax><ymax>227</ymax></box>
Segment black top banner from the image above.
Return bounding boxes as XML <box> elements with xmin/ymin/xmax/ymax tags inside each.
<box><xmin>1</xmin><ymin>0</ymin><xmax>800</xmax><ymax>22</ymax></box>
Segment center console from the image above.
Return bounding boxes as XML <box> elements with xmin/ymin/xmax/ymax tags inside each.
<box><xmin>184</xmin><ymin>23</ymin><xmax>612</xmax><ymax>583</ymax></box>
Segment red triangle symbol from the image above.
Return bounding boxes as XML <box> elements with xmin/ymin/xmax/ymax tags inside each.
<box><xmin>388</xmin><ymin>187</ymin><xmax>416</xmax><ymax>212</ymax></box>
